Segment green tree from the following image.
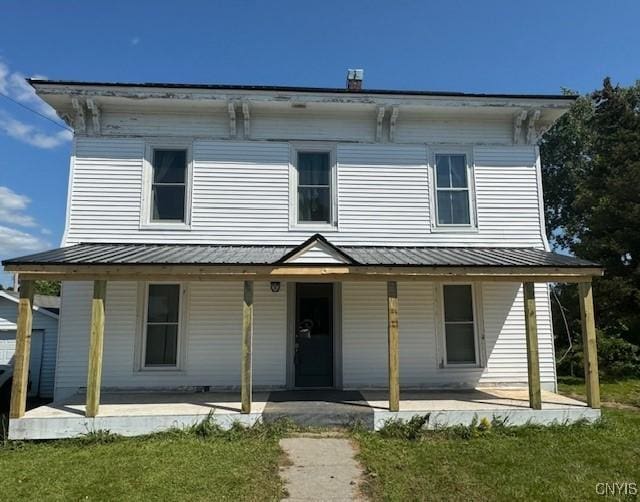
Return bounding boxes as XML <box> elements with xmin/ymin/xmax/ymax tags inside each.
<box><xmin>541</xmin><ymin>78</ymin><xmax>640</xmax><ymax>375</ymax></box>
<box><xmin>33</xmin><ymin>280</ymin><xmax>61</xmax><ymax>296</ymax></box>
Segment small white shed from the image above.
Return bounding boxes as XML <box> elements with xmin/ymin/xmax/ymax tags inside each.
<box><xmin>0</xmin><ymin>291</ymin><xmax>59</xmax><ymax>398</ymax></box>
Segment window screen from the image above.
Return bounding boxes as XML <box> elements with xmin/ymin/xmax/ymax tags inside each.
<box><xmin>443</xmin><ymin>284</ymin><xmax>476</xmax><ymax>364</ymax></box>
<box><xmin>435</xmin><ymin>154</ymin><xmax>471</xmax><ymax>225</ymax></box>
<box><xmin>151</xmin><ymin>150</ymin><xmax>187</xmax><ymax>222</ymax></box>
<box><xmin>145</xmin><ymin>284</ymin><xmax>180</xmax><ymax>366</ymax></box>
<box><xmin>297</xmin><ymin>152</ymin><xmax>331</xmax><ymax>223</ymax></box>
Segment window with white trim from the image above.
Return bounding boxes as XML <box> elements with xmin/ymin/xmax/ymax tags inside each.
<box><xmin>434</xmin><ymin>153</ymin><xmax>473</xmax><ymax>226</ymax></box>
<box><xmin>290</xmin><ymin>145</ymin><xmax>337</xmax><ymax>228</ymax></box>
<box><xmin>441</xmin><ymin>284</ymin><xmax>478</xmax><ymax>365</ymax></box>
<box><xmin>143</xmin><ymin>284</ymin><xmax>181</xmax><ymax>367</ymax></box>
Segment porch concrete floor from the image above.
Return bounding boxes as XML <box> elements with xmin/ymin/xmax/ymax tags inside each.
<box><xmin>10</xmin><ymin>388</ymin><xmax>600</xmax><ymax>440</ymax></box>
<box><xmin>24</xmin><ymin>391</ymin><xmax>270</xmax><ymax>418</ymax></box>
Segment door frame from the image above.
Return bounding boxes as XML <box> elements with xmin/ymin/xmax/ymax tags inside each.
<box><xmin>286</xmin><ymin>281</ymin><xmax>342</xmax><ymax>389</ymax></box>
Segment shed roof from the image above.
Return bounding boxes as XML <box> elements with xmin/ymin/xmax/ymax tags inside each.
<box><xmin>2</xmin><ymin>236</ymin><xmax>598</xmax><ymax>269</ymax></box>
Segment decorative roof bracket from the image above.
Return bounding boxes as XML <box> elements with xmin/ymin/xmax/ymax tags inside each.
<box><xmin>526</xmin><ymin>109</ymin><xmax>541</xmax><ymax>144</ymax></box>
<box><xmin>86</xmin><ymin>99</ymin><xmax>101</xmax><ymax>135</ymax></box>
<box><xmin>242</xmin><ymin>101</ymin><xmax>250</xmax><ymax>138</ymax></box>
<box><xmin>389</xmin><ymin>106</ymin><xmax>399</xmax><ymax>142</ymax></box>
<box><xmin>71</xmin><ymin>97</ymin><xmax>86</xmax><ymax>134</ymax></box>
<box><xmin>228</xmin><ymin>102</ymin><xmax>237</xmax><ymax>138</ymax></box>
<box><xmin>513</xmin><ymin>110</ymin><xmax>527</xmax><ymax>144</ymax></box>
<box><xmin>375</xmin><ymin>106</ymin><xmax>385</xmax><ymax>142</ymax></box>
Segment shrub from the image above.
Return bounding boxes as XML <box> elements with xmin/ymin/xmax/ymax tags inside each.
<box><xmin>378</xmin><ymin>415</ymin><xmax>429</xmax><ymax>440</ymax></box>
<box><xmin>556</xmin><ymin>330</ymin><xmax>640</xmax><ymax>378</ymax></box>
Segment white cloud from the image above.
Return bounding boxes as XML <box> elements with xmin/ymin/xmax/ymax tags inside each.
<box><xmin>0</xmin><ymin>225</ymin><xmax>51</xmax><ymax>287</ymax></box>
<box><xmin>0</xmin><ymin>187</ymin><xmax>52</xmax><ymax>286</ymax></box>
<box><xmin>131</xmin><ymin>37</ymin><xmax>140</xmax><ymax>46</ymax></box>
<box><xmin>0</xmin><ymin>225</ymin><xmax>49</xmax><ymax>257</ymax></box>
<box><xmin>0</xmin><ymin>61</ymin><xmax>72</xmax><ymax>149</ymax></box>
<box><xmin>0</xmin><ymin>110</ymin><xmax>72</xmax><ymax>149</ymax></box>
<box><xmin>0</xmin><ymin>61</ymin><xmax>58</xmax><ymax>119</ymax></box>
<box><xmin>0</xmin><ymin>186</ymin><xmax>38</xmax><ymax>227</ymax></box>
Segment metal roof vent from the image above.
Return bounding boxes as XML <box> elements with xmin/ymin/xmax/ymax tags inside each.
<box><xmin>346</xmin><ymin>69</ymin><xmax>364</xmax><ymax>91</ymax></box>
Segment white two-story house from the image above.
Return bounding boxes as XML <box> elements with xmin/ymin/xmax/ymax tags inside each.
<box><xmin>3</xmin><ymin>71</ymin><xmax>603</xmax><ymax>438</ymax></box>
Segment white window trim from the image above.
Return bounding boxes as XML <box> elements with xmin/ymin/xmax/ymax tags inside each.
<box><xmin>428</xmin><ymin>146</ymin><xmax>478</xmax><ymax>232</ymax></box>
<box><xmin>435</xmin><ymin>282</ymin><xmax>485</xmax><ymax>369</ymax></box>
<box><xmin>140</xmin><ymin>141</ymin><xmax>193</xmax><ymax>230</ymax></box>
<box><xmin>289</xmin><ymin>142</ymin><xmax>338</xmax><ymax>231</ymax></box>
<box><xmin>137</xmin><ymin>282</ymin><xmax>189</xmax><ymax>371</ymax></box>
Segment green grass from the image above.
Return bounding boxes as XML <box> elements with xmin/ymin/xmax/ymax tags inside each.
<box><xmin>355</xmin><ymin>409</ymin><xmax>640</xmax><ymax>501</ymax></box>
<box><xmin>355</xmin><ymin>380</ymin><xmax>640</xmax><ymax>501</ymax></box>
<box><xmin>0</xmin><ymin>422</ymin><xmax>286</xmax><ymax>501</ymax></box>
<box><xmin>558</xmin><ymin>377</ymin><xmax>640</xmax><ymax>408</ymax></box>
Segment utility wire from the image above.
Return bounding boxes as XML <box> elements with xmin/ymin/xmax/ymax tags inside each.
<box><xmin>0</xmin><ymin>91</ymin><xmax>74</xmax><ymax>132</ymax></box>
<box><xmin>552</xmin><ymin>288</ymin><xmax>573</xmax><ymax>364</ymax></box>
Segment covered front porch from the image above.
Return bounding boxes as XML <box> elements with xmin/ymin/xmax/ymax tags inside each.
<box><xmin>9</xmin><ymin>388</ymin><xmax>598</xmax><ymax>439</ymax></box>
<box><xmin>2</xmin><ymin>236</ymin><xmax>603</xmax><ymax>439</ymax></box>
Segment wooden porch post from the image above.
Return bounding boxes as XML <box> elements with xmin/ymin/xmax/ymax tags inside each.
<box><xmin>387</xmin><ymin>281</ymin><xmax>400</xmax><ymax>412</ymax></box>
<box><xmin>523</xmin><ymin>282</ymin><xmax>542</xmax><ymax>410</ymax></box>
<box><xmin>86</xmin><ymin>280</ymin><xmax>107</xmax><ymax>417</ymax></box>
<box><xmin>579</xmin><ymin>281</ymin><xmax>600</xmax><ymax>409</ymax></box>
<box><xmin>241</xmin><ymin>280</ymin><xmax>254</xmax><ymax>414</ymax></box>
<box><xmin>9</xmin><ymin>280</ymin><xmax>34</xmax><ymax>419</ymax></box>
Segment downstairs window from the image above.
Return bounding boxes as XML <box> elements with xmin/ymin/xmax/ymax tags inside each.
<box><xmin>442</xmin><ymin>284</ymin><xmax>478</xmax><ymax>365</ymax></box>
<box><xmin>143</xmin><ymin>284</ymin><xmax>181</xmax><ymax>367</ymax></box>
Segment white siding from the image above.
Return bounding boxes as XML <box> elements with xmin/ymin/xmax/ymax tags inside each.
<box><xmin>56</xmin><ymin>280</ymin><xmax>555</xmax><ymax>397</ymax></box>
<box><xmin>341</xmin><ymin>281</ymin><xmax>555</xmax><ymax>390</ymax></box>
<box><xmin>65</xmin><ymin>139</ymin><xmax>545</xmax><ymax>248</ymax></box>
<box><xmin>93</xmin><ymin>109</ymin><xmax>514</xmax><ymax>146</ymax></box>
<box><xmin>251</xmin><ymin>108</ymin><xmax>375</xmax><ymax>142</ymax></box>
<box><xmin>55</xmin><ymin>281</ymin><xmax>287</xmax><ymax>398</ymax></box>
<box><xmin>101</xmin><ymin>110</ymin><xmax>228</xmax><ymax>138</ymax></box>
<box><xmin>342</xmin><ymin>282</ymin><xmax>388</xmax><ymax>387</ymax></box>
<box><xmin>395</xmin><ymin>113</ymin><xmax>512</xmax><ymax>145</ymax></box>
<box><xmin>0</xmin><ymin>297</ymin><xmax>59</xmax><ymax>398</ymax></box>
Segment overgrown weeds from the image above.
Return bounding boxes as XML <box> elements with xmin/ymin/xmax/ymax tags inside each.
<box><xmin>372</xmin><ymin>413</ymin><xmax>604</xmax><ymax>441</ymax></box>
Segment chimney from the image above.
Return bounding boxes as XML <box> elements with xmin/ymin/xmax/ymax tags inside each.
<box><xmin>346</xmin><ymin>69</ymin><xmax>364</xmax><ymax>91</ymax></box>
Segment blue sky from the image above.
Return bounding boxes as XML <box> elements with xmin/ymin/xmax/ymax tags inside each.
<box><xmin>0</xmin><ymin>0</ymin><xmax>639</xmax><ymax>286</ymax></box>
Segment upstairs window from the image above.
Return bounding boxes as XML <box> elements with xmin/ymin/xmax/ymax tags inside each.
<box><xmin>442</xmin><ymin>284</ymin><xmax>478</xmax><ymax>365</ymax></box>
<box><xmin>144</xmin><ymin>284</ymin><xmax>181</xmax><ymax>367</ymax></box>
<box><xmin>297</xmin><ymin>151</ymin><xmax>332</xmax><ymax>224</ymax></box>
<box><xmin>434</xmin><ymin>153</ymin><xmax>472</xmax><ymax>226</ymax></box>
<box><xmin>151</xmin><ymin>149</ymin><xmax>187</xmax><ymax>222</ymax></box>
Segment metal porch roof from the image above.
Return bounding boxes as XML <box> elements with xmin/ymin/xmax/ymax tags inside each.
<box><xmin>2</xmin><ymin>240</ymin><xmax>599</xmax><ymax>269</ymax></box>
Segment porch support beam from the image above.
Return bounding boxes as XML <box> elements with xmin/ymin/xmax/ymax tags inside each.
<box><xmin>579</xmin><ymin>281</ymin><xmax>600</xmax><ymax>408</ymax></box>
<box><xmin>523</xmin><ymin>282</ymin><xmax>542</xmax><ymax>410</ymax></box>
<box><xmin>241</xmin><ymin>280</ymin><xmax>253</xmax><ymax>414</ymax></box>
<box><xmin>387</xmin><ymin>281</ymin><xmax>400</xmax><ymax>412</ymax></box>
<box><xmin>86</xmin><ymin>280</ymin><xmax>107</xmax><ymax>417</ymax></box>
<box><xmin>9</xmin><ymin>280</ymin><xmax>34</xmax><ymax>419</ymax></box>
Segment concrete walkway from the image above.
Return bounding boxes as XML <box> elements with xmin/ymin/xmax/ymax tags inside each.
<box><xmin>279</xmin><ymin>436</ymin><xmax>366</xmax><ymax>501</ymax></box>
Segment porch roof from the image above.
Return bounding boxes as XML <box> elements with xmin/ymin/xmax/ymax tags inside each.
<box><xmin>2</xmin><ymin>235</ymin><xmax>601</xmax><ymax>282</ymax></box>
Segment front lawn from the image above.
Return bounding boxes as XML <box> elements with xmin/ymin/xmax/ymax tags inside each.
<box><xmin>356</xmin><ymin>381</ymin><xmax>640</xmax><ymax>501</ymax></box>
<box><xmin>558</xmin><ymin>376</ymin><xmax>640</xmax><ymax>408</ymax></box>
<box><xmin>356</xmin><ymin>408</ymin><xmax>640</xmax><ymax>501</ymax></box>
<box><xmin>0</xmin><ymin>425</ymin><xmax>285</xmax><ymax>501</ymax></box>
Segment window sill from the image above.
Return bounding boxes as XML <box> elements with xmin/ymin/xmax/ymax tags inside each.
<box><xmin>139</xmin><ymin>222</ymin><xmax>191</xmax><ymax>231</ymax></box>
<box><xmin>430</xmin><ymin>226</ymin><xmax>478</xmax><ymax>234</ymax></box>
<box><xmin>289</xmin><ymin>223</ymin><xmax>338</xmax><ymax>232</ymax></box>
<box><xmin>138</xmin><ymin>367</ymin><xmax>184</xmax><ymax>373</ymax></box>
<box><xmin>439</xmin><ymin>363</ymin><xmax>483</xmax><ymax>370</ymax></box>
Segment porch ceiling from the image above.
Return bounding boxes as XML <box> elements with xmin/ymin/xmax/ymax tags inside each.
<box><xmin>2</xmin><ymin>235</ymin><xmax>602</xmax><ymax>283</ymax></box>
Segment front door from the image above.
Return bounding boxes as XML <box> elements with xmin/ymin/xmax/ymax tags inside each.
<box><xmin>295</xmin><ymin>283</ymin><xmax>334</xmax><ymax>388</ymax></box>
